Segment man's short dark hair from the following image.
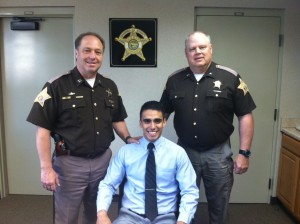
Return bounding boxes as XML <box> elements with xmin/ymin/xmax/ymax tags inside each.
<box><xmin>74</xmin><ymin>32</ymin><xmax>105</xmax><ymax>52</ymax></box>
<box><xmin>140</xmin><ymin>101</ymin><xmax>165</xmax><ymax>119</ymax></box>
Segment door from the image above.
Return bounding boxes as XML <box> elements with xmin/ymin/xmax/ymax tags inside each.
<box><xmin>0</xmin><ymin>16</ymin><xmax>74</xmax><ymax>195</ymax></box>
<box><xmin>196</xmin><ymin>8</ymin><xmax>282</xmax><ymax>203</ymax></box>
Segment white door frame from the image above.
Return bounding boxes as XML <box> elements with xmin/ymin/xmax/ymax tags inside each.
<box><xmin>0</xmin><ymin>53</ymin><xmax>8</xmax><ymax>198</ymax></box>
<box><xmin>0</xmin><ymin>6</ymin><xmax>74</xmax><ymax>198</ymax></box>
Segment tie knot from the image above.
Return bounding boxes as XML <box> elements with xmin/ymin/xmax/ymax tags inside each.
<box><xmin>147</xmin><ymin>142</ymin><xmax>155</xmax><ymax>150</ymax></box>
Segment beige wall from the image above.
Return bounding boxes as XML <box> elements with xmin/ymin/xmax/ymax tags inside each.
<box><xmin>0</xmin><ymin>0</ymin><xmax>73</xmax><ymax>7</ymax></box>
<box><xmin>1</xmin><ymin>0</ymin><xmax>299</xmax><ymax>118</ymax></box>
<box><xmin>1</xmin><ymin>0</ymin><xmax>300</xmax><ymax>197</ymax></box>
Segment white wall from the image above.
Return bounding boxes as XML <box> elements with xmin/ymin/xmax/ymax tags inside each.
<box><xmin>72</xmin><ymin>0</ymin><xmax>300</xmax><ymax>157</ymax></box>
<box><xmin>1</xmin><ymin>0</ymin><xmax>300</xmax><ymax>196</ymax></box>
<box><xmin>74</xmin><ymin>1</ymin><xmax>197</xmax><ymax>152</ymax></box>
<box><xmin>1</xmin><ymin>2</ymin><xmax>299</xmax><ymax>110</ymax></box>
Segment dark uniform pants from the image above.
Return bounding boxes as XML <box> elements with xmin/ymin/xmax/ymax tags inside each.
<box><xmin>53</xmin><ymin>148</ymin><xmax>112</xmax><ymax>224</ymax></box>
<box><xmin>181</xmin><ymin>140</ymin><xmax>234</xmax><ymax>224</ymax></box>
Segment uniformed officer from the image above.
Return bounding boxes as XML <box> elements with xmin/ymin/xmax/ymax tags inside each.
<box><xmin>160</xmin><ymin>31</ymin><xmax>256</xmax><ymax>224</ymax></box>
<box><xmin>27</xmin><ymin>32</ymin><xmax>139</xmax><ymax>224</ymax></box>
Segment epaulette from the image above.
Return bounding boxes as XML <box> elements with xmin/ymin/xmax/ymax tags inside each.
<box><xmin>100</xmin><ymin>73</ymin><xmax>112</xmax><ymax>80</ymax></box>
<box><xmin>168</xmin><ymin>67</ymin><xmax>188</xmax><ymax>79</ymax></box>
<box><xmin>216</xmin><ymin>65</ymin><xmax>238</xmax><ymax>76</ymax></box>
<box><xmin>48</xmin><ymin>70</ymin><xmax>71</xmax><ymax>83</ymax></box>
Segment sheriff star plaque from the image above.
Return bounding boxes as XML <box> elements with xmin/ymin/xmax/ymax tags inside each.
<box><xmin>109</xmin><ymin>18</ymin><xmax>157</xmax><ymax>67</ymax></box>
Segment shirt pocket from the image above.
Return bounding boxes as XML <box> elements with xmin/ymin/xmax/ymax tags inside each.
<box><xmin>61</xmin><ymin>97</ymin><xmax>86</xmax><ymax>123</ymax></box>
<box><xmin>206</xmin><ymin>90</ymin><xmax>231</xmax><ymax>112</ymax></box>
<box><xmin>61</xmin><ymin>97</ymin><xmax>86</xmax><ymax>110</ymax></box>
<box><xmin>169</xmin><ymin>91</ymin><xmax>185</xmax><ymax>109</ymax></box>
<box><xmin>104</xmin><ymin>98</ymin><xmax>119</xmax><ymax>120</ymax></box>
<box><xmin>104</xmin><ymin>98</ymin><xmax>116</xmax><ymax>109</ymax></box>
<box><xmin>169</xmin><ymin>91</ymin><xmax>185</xmax><ymax>100</ymax></box>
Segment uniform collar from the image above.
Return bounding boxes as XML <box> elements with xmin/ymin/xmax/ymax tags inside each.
<box><xmin>71</xmin><ymin>67</ymin><xmax>104</xmax><ymax>87</ymax></box>
<box><xmin>185</xmin><ymin>62</ymin><xmax>217</xmax><ymax>81</ymax></box>
<box><xmin>204</xmin><ymin>62</ymin><xmax>217</xmax><ymax>79</ymax></box>
<box><xmin>184</xmin><ymin>67</ymin><xmax>197</xmax><ymax>81</ymax></box>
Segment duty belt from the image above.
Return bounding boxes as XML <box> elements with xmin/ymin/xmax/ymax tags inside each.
<box><xmin>54</xmin><ymin>140</ymin><xmax>104</xmax><ymax>159</ymax></box>
<box><xmin>177</xmin><ymin>139</ymin><xmax>209</xmax><ymax>152</ymax></box>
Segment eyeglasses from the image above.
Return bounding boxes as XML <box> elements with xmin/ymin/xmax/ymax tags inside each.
<box><xmin>142</xmin><ymin>118</ymin><xmax>163</xmax><ymax>124</ymax></box>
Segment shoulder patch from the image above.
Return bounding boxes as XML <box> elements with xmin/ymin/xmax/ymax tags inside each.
<box><xmin>48</xmin><ymin>71</ymin><xmax>71</xmax><ymax>84</ymax></box>
<box><xmin>216</xmin><ymin>65</ymin><xmax>238</xmax><ymax>76</ymax></box>
<box><xmin>237</xmin><ymin>78</ymin><xmax>249</xmax><ymax>95</ymax></box>
<box><xmin>34</xmin><ymin>87</ymin><xmax>52</xmax><ymax>107</ymax></box>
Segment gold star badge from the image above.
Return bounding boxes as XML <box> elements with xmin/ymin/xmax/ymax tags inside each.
<box><xmin>115</xmin><ymin>25</ymin><xmax>152</xmax><ymax>61</ymax></box>
<box><xmin>213</xmin><ymin>80</ymin><xmax>222</xmax><ymax>89</ymax></box>
<box><xmin>237</xmin><ymin>78</ymin><xmax>249</xmax><ymax>96</ymax></box>
<box><xmin>34</xmin><ymin>87</ymin><xmax>52</xmax><ymax>107</ymax></box>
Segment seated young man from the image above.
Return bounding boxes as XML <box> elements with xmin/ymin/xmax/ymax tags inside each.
<box><xmin>96</xmin><ymin>101</ymin><xmax>199</xmax><ymax>224</ymax></box>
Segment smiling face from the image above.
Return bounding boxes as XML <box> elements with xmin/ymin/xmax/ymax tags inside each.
<box><xmin>75</xmin><ymin>35</ymin><xmax>104</xmax><ymax>79</ymax></box>
<box><xmin>140</xmin><ymin>109</ymin><xmax>166</xmax><ymax>142</ymax></box>
<box><xmin>185</xmin><ymin>32</ymin><xmax>213</xmax><ymax>74</ymax></box>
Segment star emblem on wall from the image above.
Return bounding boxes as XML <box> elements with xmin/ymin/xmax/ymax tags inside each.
<box><xmin>115</xmin><ymin>25</ymin><xmax>152</xmax><ymax>61</ymax></box>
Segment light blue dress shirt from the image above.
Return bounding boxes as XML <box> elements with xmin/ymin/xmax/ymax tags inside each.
<box><xmin>97</xmin><ymin>136</ymin><xmax>199</xmax><ymax>223</ymax></box>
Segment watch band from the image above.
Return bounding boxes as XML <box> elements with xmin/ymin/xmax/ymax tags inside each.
<box><xmin>125</xmin><ymin>136</ymin><xmax>131</xmax><ymax>144</ymax></box>
<box><xmin>239</xmin><ymin>149</ymin><xmax>251</xmax><ymax>158</ymax></box>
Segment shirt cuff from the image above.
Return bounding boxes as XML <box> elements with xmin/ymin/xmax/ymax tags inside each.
<box><xmin>178</xmin><ymin>212</ymin><xmax>193</xmax><ymax>224</ymax></box>
<box><xmin>97</xmin><ymin>203</ymin><xmax>110</xmax><ymax>213</ymax></box>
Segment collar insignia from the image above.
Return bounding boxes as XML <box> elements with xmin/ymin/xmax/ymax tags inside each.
<box><xmin>106</xmin><ymin>88</ymin><xmax>112</xmax><ymax>98</ymax></box>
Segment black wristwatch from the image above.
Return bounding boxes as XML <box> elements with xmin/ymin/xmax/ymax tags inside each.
<box><xmin>239</xmin><ymin>149</ymin><xmax>251</xmax><ymax>158</ymax></box>
<box><xmin>125</xmin><ymin>136</ymin><xmax>131</xmax><ymax>144</ymax></box>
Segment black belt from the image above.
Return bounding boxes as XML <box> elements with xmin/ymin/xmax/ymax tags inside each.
<box><xmin>178</xmin><ymin>139</ymin><xmax>209</xmax><ymax>152</ymax></box>
<box><xmin>129</xmin><ymin>209</ymin><xmax>147</xmax><ymax>218</ymax></box>
<box><xmin>55</xmin><ymin>149</ymin><xmax>104</xmax><ymax>159</ymax></box>
<box><xmin>128</xmin><ymin>209</ymin><xmax>174</xmax><ymax>219</ymax></box>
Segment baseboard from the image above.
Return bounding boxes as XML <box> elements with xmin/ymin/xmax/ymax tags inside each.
<box><xmin>269</xmin><ymin>196</ymin><xmax>278</xmax><ymax>205</ymax></box>
<box><xmin>273</xmin><ymin>197</ymin><xmax>300</xmax><ymax>223</ymax></box>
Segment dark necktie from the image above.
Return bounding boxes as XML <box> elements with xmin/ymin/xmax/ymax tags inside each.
<box><xmin>145</xmin><ymin>142</ymin><xmax>158</xmax><ymax>221</ymax></box>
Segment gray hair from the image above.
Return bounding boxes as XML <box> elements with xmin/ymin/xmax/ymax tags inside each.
<box><xmin>185</xmin><ymin>31</ymin><xmax>211</xmax><ymax>49</ymax></box>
